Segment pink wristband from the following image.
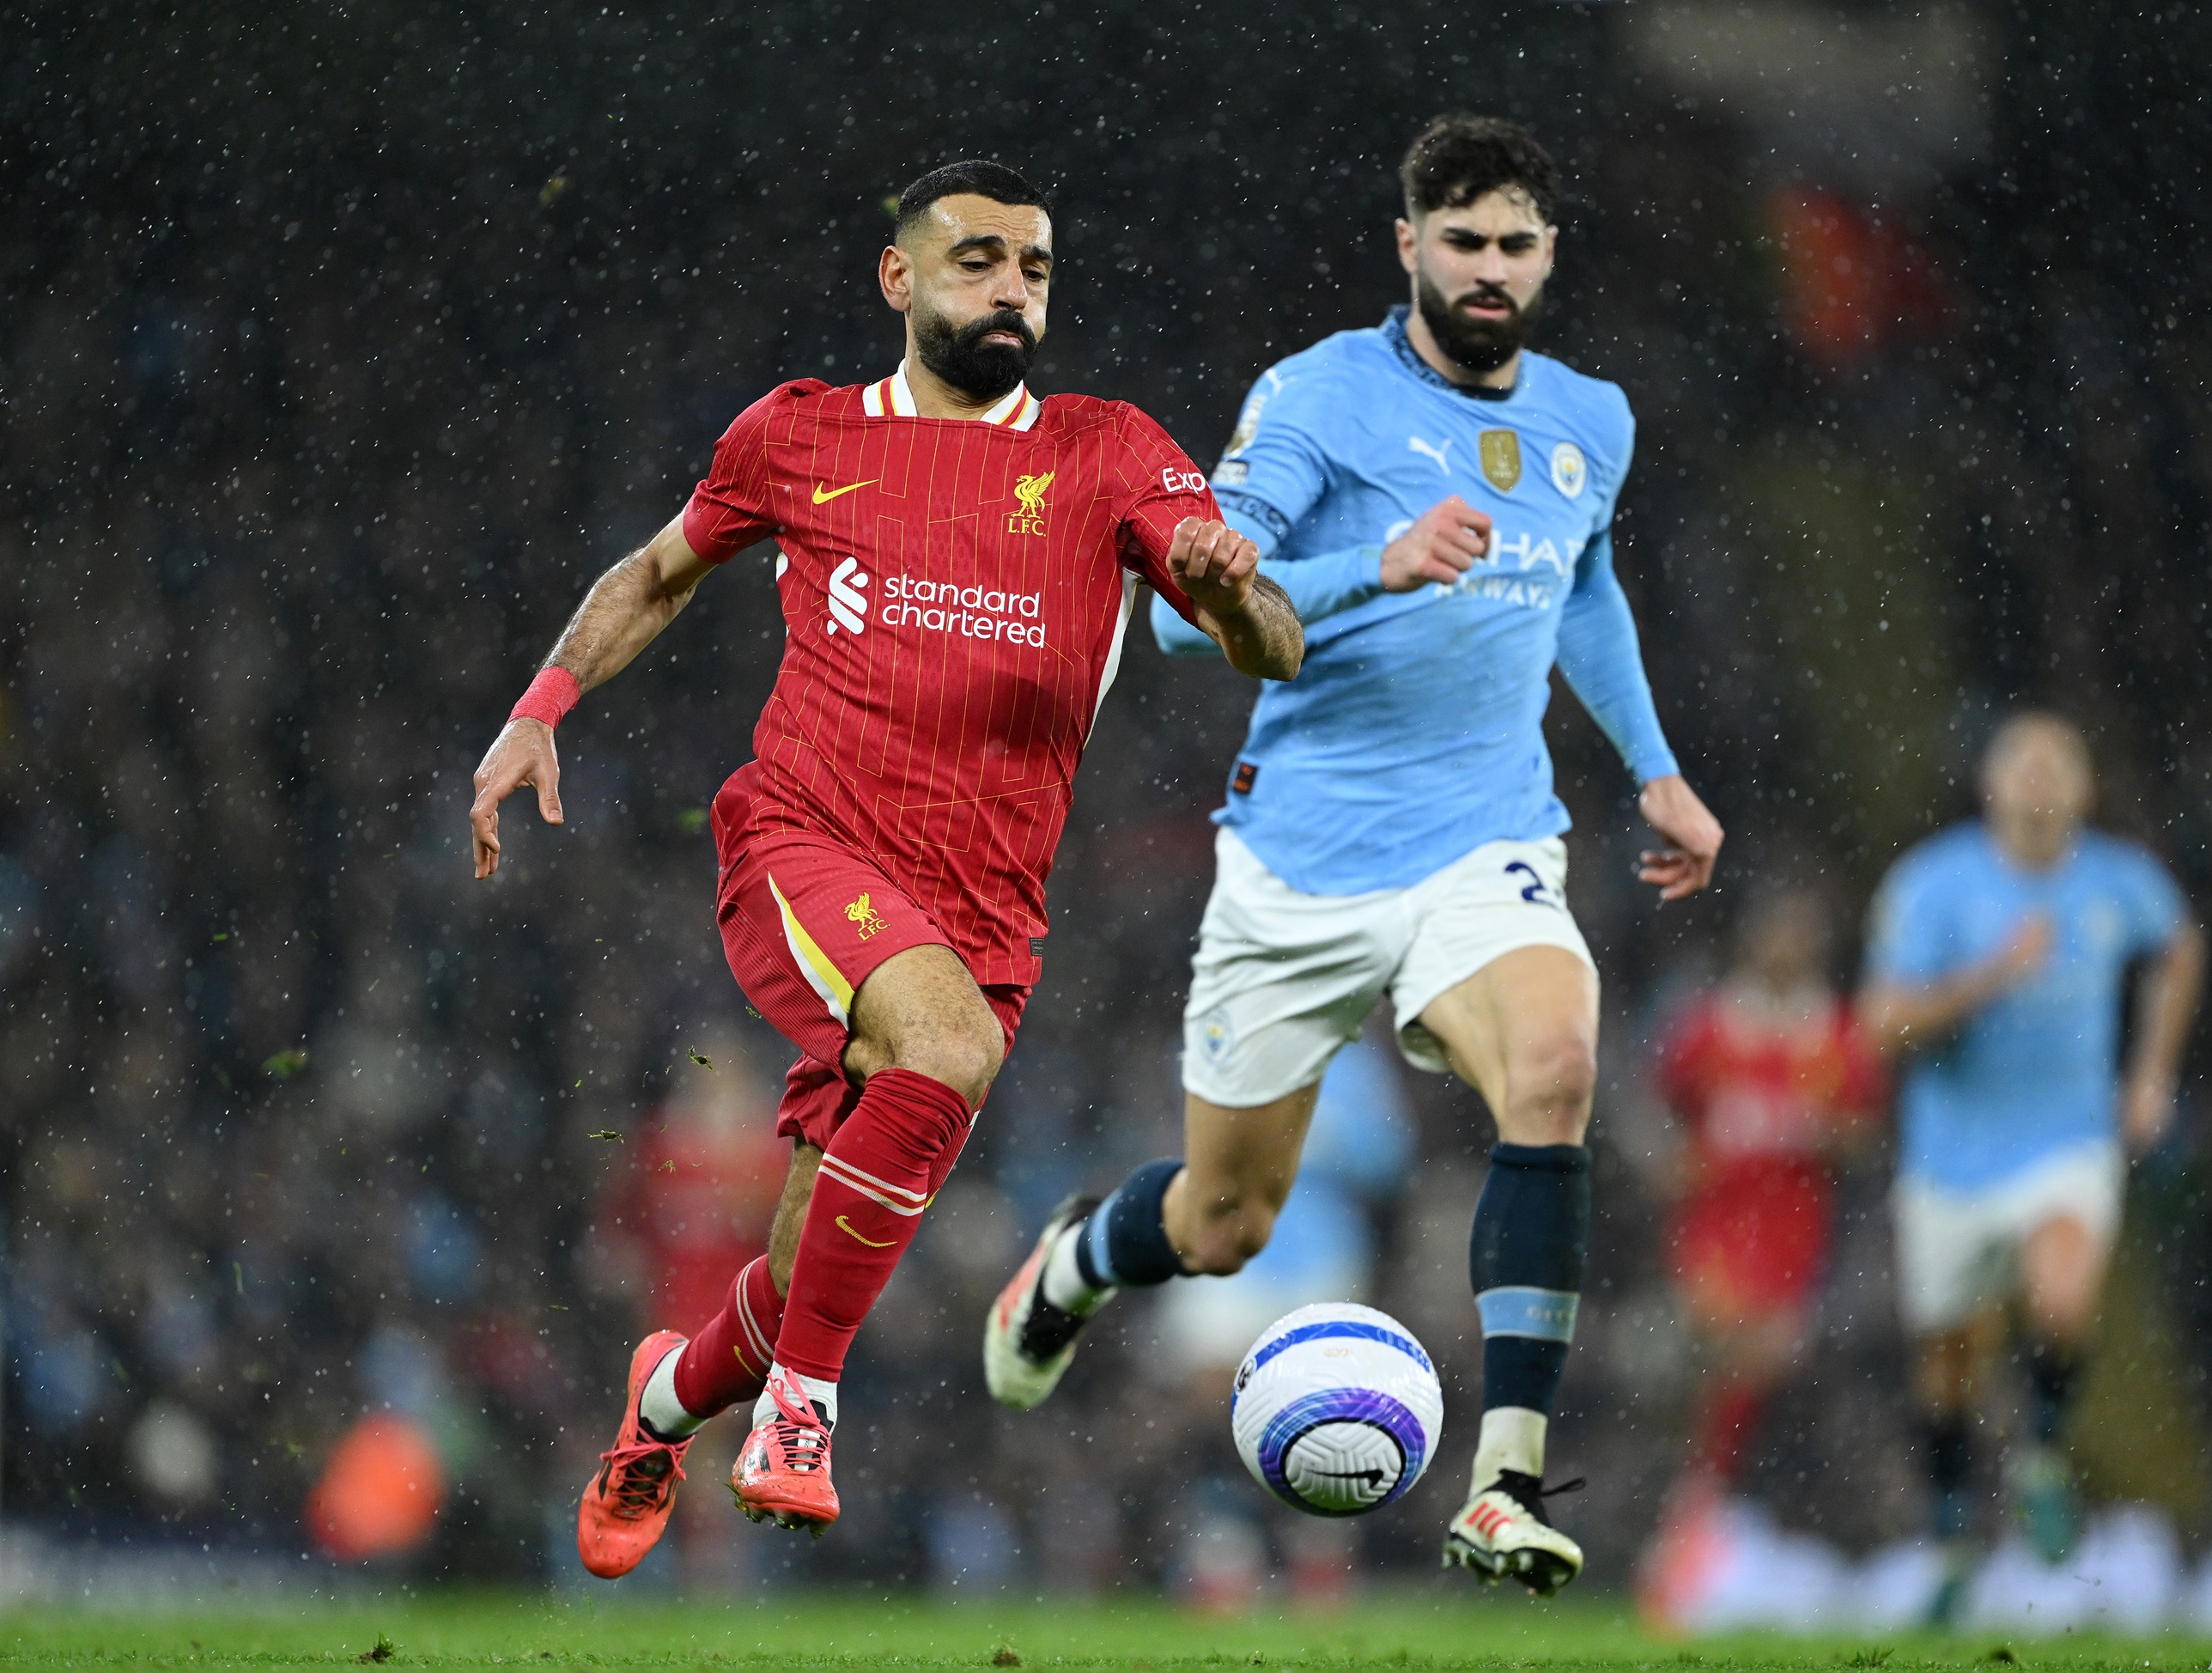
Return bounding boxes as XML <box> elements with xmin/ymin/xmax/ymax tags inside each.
<box><xmin>508</xmin><ymin>666</ymin><xmax>581</xmax><ymax>728</ymax></box>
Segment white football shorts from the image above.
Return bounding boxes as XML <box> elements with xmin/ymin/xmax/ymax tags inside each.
<box><xmin>1181</xmin><ymin>827</ymin><xmax>1595</xmax><ymax>1107</ymax></box>
<box><xmin>1893</xmin><ymin>1141</ymin><xmax>2125</xmax><ymax>1335</ymax></box>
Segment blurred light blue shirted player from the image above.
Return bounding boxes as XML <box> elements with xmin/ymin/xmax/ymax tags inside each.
<box><xmin>1861</xmin><ymin>713</ymin><xmax>2202</xmax><ymax>1591</ymax></box>
<box><xmin>985</xmin><ymin>116</ymin><xmax>1725</xmax><ymax>1596</ymax></box>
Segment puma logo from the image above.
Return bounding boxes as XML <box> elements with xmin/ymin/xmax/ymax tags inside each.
<box><xmin>1408</xmin><ymin>435</ymin><xmax>1454</xmax><ymax>476</ymax></box>
<box><xmin>836</xmin><ymin>1214</ymin><xmax>894</xmax><ymax>1248</ymax></box>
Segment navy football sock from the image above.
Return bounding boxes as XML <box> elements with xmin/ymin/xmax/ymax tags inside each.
<box><xmin>1926</xmin><ymin>1410</ymin><xmax>1974</xmax><ymax>1538</ymax></box>
<box><xmin>1076</xmin><ymin>1158</ymin><xmax>1187</xmax><ymax>1288</ymax></box>
<box><xmin>1469</xmin><ymin>1142</ymin><xmax>1589</xmax><ymax>1418</ymax></box>
<box><xmin>2027</xmin><ymin>1341</ymin><xmax>2081</xmax><ymax>1445</ymax></box>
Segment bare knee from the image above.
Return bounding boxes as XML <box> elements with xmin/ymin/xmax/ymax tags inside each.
<box><xmin>844</xmin><ymin>946</ymin><xmax>1007</xmax><ymax>1108</ymax></box>
<box><xmin>1498</xmin><ymin>1035</ymin><xmax>1596</xmax><ymax>1145</ymax></box>
<box><xmin>896</xmin><ymin>1015</ymin><xmax>1004</xmax><ymax>1107</ymax></box>
<box><xmin>848</xmin><ymin>1006</ymin><xmax>1001</xmax><ymax>1106</ymax></box>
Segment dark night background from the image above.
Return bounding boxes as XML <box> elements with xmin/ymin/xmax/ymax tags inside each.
<box><xmin>3</xmin><ymin>0</ymin><xmax>2211</xmax><ymax>1597</ymax></box>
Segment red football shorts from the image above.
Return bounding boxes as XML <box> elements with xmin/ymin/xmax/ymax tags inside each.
<box><xmin>1667</xmin><ymin>1158</ymin><xmax>1832</xmax><ymax>1320</ymax></box>
<box><xmin>713</xmin><ymin>775</ymin><xmax>1027</xmax><ymax>1151</ymax></box>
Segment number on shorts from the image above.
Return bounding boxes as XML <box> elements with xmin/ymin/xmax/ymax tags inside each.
<box><xmin>1504</xmin><ymin>860</ymin><xmax>1557</xmax><ymax>908</ymax></box>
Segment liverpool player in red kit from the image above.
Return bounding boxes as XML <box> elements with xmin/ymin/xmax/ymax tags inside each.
<box><xmin>1636</xmin><ymin>886</ymin><xmax>1882</xmax><ymax>1627</ymax></box>
<box><xmin>468</xmin><ymin>161</ymin><xmax>1301</xmax><ymax>1576</ymax></box>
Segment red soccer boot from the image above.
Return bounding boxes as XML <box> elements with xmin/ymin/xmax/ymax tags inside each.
<box><xmin>733</xmin><ymin>1368</ymin><xmax>839</xmax><ymax>1534</ymax></box>
<box><xmin>575</xmin><ymin>1330</ymin><xmax>692</xmax><ymax>1579</ymax></box>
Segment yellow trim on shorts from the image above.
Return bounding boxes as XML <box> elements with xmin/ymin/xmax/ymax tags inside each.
<box><xmin>767</xmin><ymin>873</ymin><xmax>856</xmax><ymax>1021</ymax></box>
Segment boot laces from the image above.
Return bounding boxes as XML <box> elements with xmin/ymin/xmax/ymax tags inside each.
<box><xmin>763</xmin><ymin>1376</ymin><xmax>831</xmax><ymax>1474</ymax></box>
<box><xmin>1493</xmin><ymin>1469</ymin><xmax>1584</xmax><ymax>1524</ymax></box>
<box><xmin>597</xmin><ymin>1438</ymin><xmax>686</xmax><ymax>1519</ymax></box>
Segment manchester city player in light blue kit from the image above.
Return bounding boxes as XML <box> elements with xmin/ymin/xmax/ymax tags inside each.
<box><xmin>1860</xmin><ymin>714</ymin><xmax>2200</xmax><ymax>1610</ymax></box>
<box><xmin>984</xmin><ymin>116</ymin><xmax>1723</xmax><ymax>1592</ymax></box>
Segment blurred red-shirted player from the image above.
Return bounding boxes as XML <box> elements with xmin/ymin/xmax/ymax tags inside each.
<box><xmin>1638</xmin><ymin>887</ymin><xmax>1883</xmax><ymax>1627</ymax></box>
<box><xmin>467</xmin><ymin>159</ymin><xmax>1302</xmax><ymax>1579</ymax></box>
<box><xmin>596</xmin><ymin>1026</ymin><xmax>786</xmax><ymax>1333</ymax></box>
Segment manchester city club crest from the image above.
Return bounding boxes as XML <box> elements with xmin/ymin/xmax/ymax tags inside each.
<box><xmin>1550</xmin><ymin>441</ymin><xmax>1588</xmax><ymax>499</ymax></box>
<box><xmin>1196</xmin><ymin>1004</ymin><xmax>1237</xmax><ymax>1062</ymax></box>
<box><xmin>1479</xmin><ymin>429</ymin><xmax>1522</xmax><ymax>492</ymax></box>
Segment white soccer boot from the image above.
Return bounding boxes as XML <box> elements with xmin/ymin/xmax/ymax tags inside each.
<box><xmin>984</xmin><ymin>1193</ymin><xmax>1104</xmax><ymax>1409</ymax></box>
<box><xmin>1443</xmin><ymin>1467</ymin><xmax>1585</xmax><ymax>1596</ymax></box>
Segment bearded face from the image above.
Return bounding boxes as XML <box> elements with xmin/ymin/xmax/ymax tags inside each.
<box><xmin>912</xmin><ymin>300</ymin><xmax>1037</xmax><ymax>401</ymax></box>
<box><xmin>1413</xmin><ymin>260</ymin><xmax>1546</xmax><ymax>375</ymax></box>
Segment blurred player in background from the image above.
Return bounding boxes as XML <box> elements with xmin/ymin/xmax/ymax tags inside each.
<box><xmin>1637</xmin><ymin>887</ymin><xmax>1882</xmax><ymax>1628</ymax></box>
<box><xmin>591</xmin><ymin>1024</ymin><xmax>786</xmax><ymax>1335</ymax></box>
<box><xmin>468</xmin><ymin>160</ymin><xmax>1301</xmax><ymax>1573</ymax></box>
<box><xmin>1859</xmin><ymin>713</ymin><xmax>2202</xmax><ymax>1616</ymax></box>
<box><xmin>985</xmin><ymin>114</ymin><xmax>1723</xmax><ymax>1595</ymax></box>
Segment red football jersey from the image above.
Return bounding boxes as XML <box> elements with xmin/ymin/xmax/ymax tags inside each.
<box><xmin>1656</xmin><ymin>984</ymin><xmax>1883</xmax><ymax>1170</ymax></box>
<box><xmin>1657</xmin><ymin>984</ymin><xmax>1884</xmax><ymax>1311</ymax></box>
<box><xmin>681</xmin><ymin>367</ymin><xmax>1211</xmax><ymax>986</ymax></box>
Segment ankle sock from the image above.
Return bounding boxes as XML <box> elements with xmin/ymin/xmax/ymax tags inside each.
<box><xmin>1042</xmin><ymin>1222</ymin><xmax>1111</xmax><ymax>1312</ymax></box>
<box><xmin>638</xmin><ymin>1344</ymin><xmax>700</xmax><ymax>1440</ymax></box>
<box><xmin>773</xmin><ymin>1066</ymin><xmax>973</xmax><ymax>1382</ymax></box>
<box><xmin>1473</xmin><ymin>1407</ymin><xmax>1548</xmax><ymax>1485</ymax></box>
<box><xmin>1075</xmin><ymin>1158</ymin><xmax>1187</xmax><ymax>1290</ymax></box>
<box><xmin>754</xmin><ymin>1362</ymin><xmax>839</xmax><ymax>1430</ymax></box>
<box><xmin>1470</xmin><ymin>1143</ymin><xmax>1589</xmax><ymax>1423</ymax></box>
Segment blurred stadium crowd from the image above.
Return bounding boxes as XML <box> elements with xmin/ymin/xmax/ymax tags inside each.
<box><xmin>3</xmin><ymin>0</ymin><xmax>2211</xmax><ymax>1603</ymax></box>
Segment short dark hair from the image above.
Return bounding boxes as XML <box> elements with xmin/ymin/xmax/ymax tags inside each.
<box><xmin>894</xmin><ymin>160</ymin><xmax>1052</xmax><ymax>239</ymax></box>
<box><xmin>1398</xmin><ymin>114</ymin><xmax>1561</xmax><ymax>224</ymax></box>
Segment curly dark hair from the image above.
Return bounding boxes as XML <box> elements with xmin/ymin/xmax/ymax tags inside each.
<box><xmin>1398</xmin><ymin>114</ymin><xmax>1561</xmax><ymax>223</ymax></box>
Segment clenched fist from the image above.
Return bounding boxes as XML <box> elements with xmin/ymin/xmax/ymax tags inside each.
<box><xmin>1166</xmin><ymin>517</ymin><xmax>1261</xmax><ymax>617</ymax></box>
<box><xmin>1381</xmin><ymin>495</ymin><xmax>1492</xmax><ymax>593</ymax></box>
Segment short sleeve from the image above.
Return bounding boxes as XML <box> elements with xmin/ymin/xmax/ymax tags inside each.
<box><xmin>2118</xmin><ymin>844</ymin><xmax>2189</xmax><ymax>953</ymax></box>
<box><xmin>1110</xmin><ymin>406</ymin><xmax>1212</xmax><ymax>626</ymax></box>
<box><xmin>1209</xmin><ymin>359</ymin><xmax>1336</xmax><ymax>557</ymax></box>
<box><xmin>1864</xmin><ymin>857</ymin><xmax>1949</xmax><ymax>985</ymax></box>
<box><xmin>680</xmin><ymin>387</ymin><xmax>789</xmax><ymax>563</ymax></box>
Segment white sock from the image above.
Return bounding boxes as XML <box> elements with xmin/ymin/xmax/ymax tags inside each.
<box><xmin>1473</xmin><ymin>1408</ymin><xmax>1547</xmax><ymax>1487</ymax></box>
<box><xmin>637</xmin><ymin>1342</ymin><xmax>704</xmax><ymax>1439</ymax></box>
<box><xmin>1041</xmin><ymin>1222</ymin><xmax>1113</xmax><ymax>1314</ymax></box>
<box><xmin>755</xmin><ymin>1362</ymin><xmax>838</xmax><ymax>1431</ymax></box>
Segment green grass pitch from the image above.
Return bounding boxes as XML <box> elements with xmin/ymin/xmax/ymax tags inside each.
<box><xmin>0</xmin><ymin>1593</ymin><xmax>2201</xmax><ymax>1671</ymax></box>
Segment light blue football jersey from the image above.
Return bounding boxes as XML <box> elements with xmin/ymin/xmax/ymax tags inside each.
<box><xmin>1152</xmin><ymin>307</ymin><xmax>1678</xmax><ymax>895</ymax></box>
<box><xmin>1865</xmin><ymin>821</ymin><xmax>2188</xmax><ymax>1192</ymax></box>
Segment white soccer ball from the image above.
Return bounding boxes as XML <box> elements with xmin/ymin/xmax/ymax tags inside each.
<box><xmin>1231</xmin><ymin>1302</ymin><xmax>1443</xmax><ymax>1517</ymax></box>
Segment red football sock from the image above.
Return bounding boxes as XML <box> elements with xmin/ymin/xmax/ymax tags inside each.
<box><xmin>672</xmin><ymin>1256</ymin><xmax>784</xmax><ymax>1419</ymax></box>
<box><xmin>773</xmin><ymin>1067</ymin><xmax>973</xmax><ymax>1382</ymax></box>
<box><xmin>1692</xmin><ymin>1375</ymin><xmax>1766</xmax><ymax>1484</ymax></box>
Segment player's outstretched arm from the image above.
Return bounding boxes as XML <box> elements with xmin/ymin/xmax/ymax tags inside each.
<box><xmin>1166</xmin><ymin>518</ymin><xmax>1303</xmax><ymax>680</ymax></box>
<box><xmin>1857</xmin><ymin>912</ymin><xmax>2052</xmax><ymax>1057</ymax></box>
<box><xmin>2121</xmin><ymin>919</ymin><xmax>2205</xmax><ymax>1150</ymax></box>
<box><xmin>470</xmin><ymin>516</ymin><xmax>716</xmax><ymax>879</ymax></box>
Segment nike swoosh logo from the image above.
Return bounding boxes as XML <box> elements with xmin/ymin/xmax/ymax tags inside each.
<box><xmin>811</xmin><ymin>479</ymin><xmax>878</xmax><ymax>505</ymax></box>
<box><xmin>836</xmin><ymin>1214</ymin><xmax>894</xmax><ymax>1248</ymax></box>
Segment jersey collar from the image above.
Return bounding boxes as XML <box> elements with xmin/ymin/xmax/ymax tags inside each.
<box><xmin>861</xmin><ymin>360</ymin><xmax>1042</xmax><ymax>430</ymax></box>
<box><xmin>1382</xmin><ymin>306</ymin><xmax>1518</xmax><ymax>402</ymax></box>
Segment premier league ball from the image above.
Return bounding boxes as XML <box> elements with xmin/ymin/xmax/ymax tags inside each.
<box><xmin>1231</xmin><ymin>1302</ymin><xmax>1443</xmax><ymax>1517</ymax></box>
